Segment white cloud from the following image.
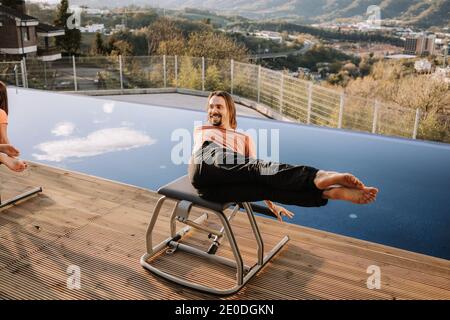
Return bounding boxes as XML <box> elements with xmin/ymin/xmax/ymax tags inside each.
<box><xmin>102</xmin><ymin>102</ymin><xmax>115</xmax><ymax>114</ymax></box>
<box><xmin>33</xmin><ymin>127</ymin><xmax>156</xmax><ymax>162</ymax></box>
<box><xmin>51</xmin><ymin>122</ymin><xmax>75</xmax><ymax>137</ymax></box>
<box><xmin>120</xmin><ymin>121</ymin><xmax>134</xmax><ymax>127</ymax></box>
<box><xmin>93</xmin><ymin>119</ymin><xmax>108</xmax><ymax>124</ymax></box>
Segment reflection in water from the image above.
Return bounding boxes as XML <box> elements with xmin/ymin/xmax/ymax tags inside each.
<box><xmin>33</xmin><ymin>127</ymin><xmax>156</xmax><ymax>162</ymax></box>
<box><xmin>8</xmin><ymin>89</ymin><xmax>450</xmax><ymax>259</ymax></box>
<box><xmin>103</xmin><ymin>102</ymin><xmax>115</xmax><ymax>114</ymax></box>
<box><xmin>51</xmin><ymin>122</ymin><xmax>75</xmax><ymax>137</ymax></box>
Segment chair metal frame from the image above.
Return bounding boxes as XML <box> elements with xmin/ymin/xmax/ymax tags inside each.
<box><xmin>0</xmin><ymin>187</ymin><xmax>42</xmax><ymax>211</ymax></box>
<box><xmin>140</xmin><ymin>195</ymin><xmax>289</xmax><ymax>295</ymax></box>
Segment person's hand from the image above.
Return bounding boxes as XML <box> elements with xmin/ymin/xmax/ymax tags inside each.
<box><xmin>268</xmin><ymin>204</ymin><xmax>295</xmax><ymax>222</ymax></box>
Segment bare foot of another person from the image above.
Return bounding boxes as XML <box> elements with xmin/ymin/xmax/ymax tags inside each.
<box><xmin>0</xmin><ymin>144</ymin><xmax>20</xmax><ymax>157</ymax></box>
<box><xmin>323</xmin><ymin>186</ymin><xmax>378</xmax><ymax>204</ymax></box>
<box><xmin>314</xmin><ymin>171</ymin><xmax>365</xmax><ymax>190</ymax></box>
<box><xmin>0</xmin><ymin>153</ymin><xmax>28</xmax><ymax>172</ymax></box>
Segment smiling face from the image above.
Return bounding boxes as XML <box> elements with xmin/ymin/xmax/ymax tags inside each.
<box><xmin>207</xmin><ymin>95</ymin><xmax>230</xmax><ymax>129</ymax></box>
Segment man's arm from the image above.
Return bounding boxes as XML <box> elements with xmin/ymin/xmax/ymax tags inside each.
<box><xmin>264</xmin><ymin>200</ymin><xmax>275</xmax><ymax>210</ymax></box>
<box><xmin>247</xmin><ymin>134</ymin><xmax>257</xmax><ymax>159</ymax></box>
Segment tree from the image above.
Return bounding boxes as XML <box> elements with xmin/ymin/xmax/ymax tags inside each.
<box><xmin>110</xmin><ymin>40</ymin><xmax>133</xmax><ymax>56</ymax></box>
<box><xmin>91</xmin><ymin>32</ymin><xmax>105</xmax><ymax>55</ymax></box>
<box><xmin>359</xmin><ymin>57</ymin><xmax>372</xmax><ymax>76</ymax></box>
<box><xmin>146</xmin><ymin>17</ymin><xmax>184</xmax><ymax>55</ymax></box>
<box><xmin>342</xmin><ymin>62</ymin><xmax>359</xmax><ymax>78</ymax></box>
<box><xmin>1</xmin><ymin>0</ymin><xmax>19</xmax><ymax>9</ymax></box>
<box><xmin>177</xmin><ymin>57</ymin><xmax>201</xmax><ymax>90</ymax></box>
<box><xmin>127</xmin><ymin>11</ymin><xmax>158</xmax><ymax>29</ymax></box>
<box><xmin>345</xmin><ymin>60</ymin><xmax>450</xmax><ymax>114</ymax></box>
<box><xmin>205</xmin><ymin>64</ymin><xmax>228</xmax><ymax>91</ymax></box>
<box><xmin>156</xmin><ymin>38</ymin><xmax>186</xmax><ymax>56</ymax></box>
<box><xmin>185</xmin><ymin>31</ymin><xmax>248</xmax><ymax>60</ymax></box>
<box><xmin>54</xmin><ymin>0</ymin><xmax>81</xmax><ymax>55</ymax></box>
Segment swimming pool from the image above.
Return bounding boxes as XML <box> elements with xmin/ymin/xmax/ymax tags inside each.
<box><xmin>7</xmin><ymin>88</ymin><xmax>450</xmax><ymax>260</ymax></box>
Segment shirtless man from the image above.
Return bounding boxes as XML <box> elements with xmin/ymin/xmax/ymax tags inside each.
<box><xmin>188</xmin><ymin>91</ymin><xmax>378</xmax><ymax>221</ymax></box>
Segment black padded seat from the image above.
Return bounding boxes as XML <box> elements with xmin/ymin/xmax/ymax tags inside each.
<box><xmin>158</xmin><ymin>175</ymin><xmax>275</xmax><ymax>217</ymax></box>
<box><xmin>158</xmin><ymin>175</ymin><xmax>234</xmax><ymax>212</ymax></box>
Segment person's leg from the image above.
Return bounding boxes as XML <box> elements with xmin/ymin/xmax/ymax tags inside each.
<box><xmin>323</xmin><ymin>186</ymin><xmax>378</xmax><ymax>204</ymax></box>
<box><xmin>197</xmin><ymin>182</ymin><xmax>328</xmax><ymax>208</ymax></box>
<box><xmin>191</xmin><ymin>142</ymin><xmax>321</xmax><ymax>193</ymax></box>
<box><xmin>197</xmin><ymin>182</ymin><xmax>377</xmax><ymax>207</ymax></box>
<box><xmin>0</xmin><ymin>144</ymin><xmax>20</xmax><ymax>157</ymax></box>
<box><xmin>189</xmin><ymin>142</ymin><xmax>377</xmax><ymax>204</ymax></box>
<box><xmin>0</xmin><ymin>153</ymin><xmax>27</xmax><ymax>172</ymax></box>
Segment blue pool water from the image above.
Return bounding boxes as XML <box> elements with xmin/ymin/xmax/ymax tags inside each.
<box><xmin>7</xmin><ymin>88</ymin><xmax>450</xmax><ymax>260</ymax></box>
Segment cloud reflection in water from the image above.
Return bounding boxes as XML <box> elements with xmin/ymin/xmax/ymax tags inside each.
<box><xmin>33</xmin><ymin>127</ymin><xmax>156</xmax><ymax>162</ymax></box>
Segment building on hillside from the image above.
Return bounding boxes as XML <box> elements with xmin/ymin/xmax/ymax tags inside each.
<box><xmin>404</xmin><ymin>33</ymin><xmax>436</xmax><ymax>56</ymax></box>
<box><xmin>414</xmin><ymin>59</ymin><xmax>432</xmax><ymax>73</ymax></box>
<box><xmin>0</xmin><ymin>0</ymin><xmax>64</xmax><ymax>61</ymax></box>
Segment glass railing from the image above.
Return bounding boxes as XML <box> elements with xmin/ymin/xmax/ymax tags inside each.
<box><xmin>1</xmin><ymin>55</ymin><xmax>449</xmax><ymax>143</ymax></box>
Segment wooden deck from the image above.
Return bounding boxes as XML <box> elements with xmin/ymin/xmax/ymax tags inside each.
<box><xmin>0</xmin><ymin>162</ymin><xmax>449</xmax><ymax>300</ymax></box>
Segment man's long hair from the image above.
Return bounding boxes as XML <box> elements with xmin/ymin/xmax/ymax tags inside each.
<box><xmin>206</xmin><ymin>91</ymin><xmax>237</xmax><ymax>129</ymax></box>
<box><xmin>0</xmin><ymin>81</ymin><xmax>8</xmax><ymax>115</ymax></box>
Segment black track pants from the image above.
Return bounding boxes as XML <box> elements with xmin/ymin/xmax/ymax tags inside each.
<box><xmin>188</xmin><ymin>141</ymin><xmax>328</xmax><ymax>207</ymax></box>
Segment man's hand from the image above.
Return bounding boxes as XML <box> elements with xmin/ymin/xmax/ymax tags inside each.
<box><xmin>265</xmin><ymin>201</ymin><xmax>295</xmax><ymax>222</ymax></box>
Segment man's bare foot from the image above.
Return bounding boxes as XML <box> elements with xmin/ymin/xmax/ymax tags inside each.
<box><xmin>0</xmin><ymin>144</ymin><xmax>20</xmax><ymax>157</ymax></box>
<box><xmin>0</xmin><ymin>153</ymin><xmax>28</xmax><ymax>172</ymax></box>
<box><xmin>314</xmin><ymin>170</ymin><xmax>365</xmax><ymax>190</ymax></box>
<box><xmin>323</xmin><ymin>186</ymin><xmax>378</xmax><ymax>204</ymax></box>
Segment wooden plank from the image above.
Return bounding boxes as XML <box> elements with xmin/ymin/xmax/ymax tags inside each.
<box><xmin>0</xmin><ymin>162</ymin><xmax>448</xmax><ymax>300</ymax></box>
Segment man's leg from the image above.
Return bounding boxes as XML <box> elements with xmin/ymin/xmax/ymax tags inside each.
<box><xmin>192</xmin><ymin>142</ymin><xmax>319</xmax><ymax>191</ymax></box>
<box><xmin>197</xmin><ymin>182</ymin><xmax>377</xmax><ymax>207</ymax></box>
<box><xmin>197</xmin><ymin>183</ymin><xmax>328</xmax><ymax>208</ymax></box>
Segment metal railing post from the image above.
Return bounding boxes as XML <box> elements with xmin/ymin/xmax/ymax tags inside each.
<box><xmin>72</xmin><ymin>55</ymin><xmax>78</xmax><ymax>91</ymax></box>
<box><xmin>372</xmin><ymin>100</ymin><xmax>379</xmax><ymax>134</ymax></box>
<box><xmin>338</xmin><ymin>92</ymin><xmax>345</xmax><ymax>129</ymax></box>
<box><xmin>21</xmin><ymin>57</ymin><xmax>28</xmax><ymax>88</ymax></box>
<box><xmin>279</xmin><ymin>73</ymin><xmax>284</xmax><ymax>113</ymax></box>
<box><xmin>174</xmin><ymin>55</ymin><xmax>178</xmax><ymax>88</ymax></box>
<box><xmin>14</xmin><ymin>64</ymin><xmax>19</xmax><ymax>92</ymax></box>
<box><xmin>201</xmin><ymin>56</ymin><xmax>205</xmax><ymax>91</ymax></box>
<box><xmin>413</xmin><ymin>108</ymin><xmax>421</xmax><ymax>139</ymax></box>
<box><xmin>20</xmin><ymin>59</ymin><xmax>26</xmax><ymax>88</ymax></box>
<box><xmin>230</xmin><ymin>59</ymin><xmax>234</xmax><ymax>94</ymax></box>
<box><xmin>257</xmin><ymin>65</ymin><xmax>261</xmax><ymax>103</ymax></box>
<box><xmin>119</xmin><ymin>55</ymin><xmax>124</xmax><ymax>91</ymax></box>
<box><xmin>307</xmin><ymin>82</ymin><xmax>313</xmax><ymax>124</ymax></box>
<box><xmin>163</xmin><ymin>54</ymin><xmax>167</xmax><ymax>88</ymax></box>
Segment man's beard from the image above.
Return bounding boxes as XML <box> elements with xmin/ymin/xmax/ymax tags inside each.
<box><xmin>210</xmin><ymin>114</ymin><xmax>222</xmax><ymax>126</ymax></box>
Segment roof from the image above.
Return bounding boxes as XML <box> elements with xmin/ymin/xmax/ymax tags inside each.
<box><xmin>386</xmin><ymin>54</ymin><xmax>417</xmax><ymax>59</ymax></box>
<box><xmin>0</xmin><ymin>4</ymin><xmax>38</xmax><ymax>22</ymax></box>
<box><xmin>36</xmin><ymin>22</ymin><xmax>64</xmax><ymax>34</ymax></box>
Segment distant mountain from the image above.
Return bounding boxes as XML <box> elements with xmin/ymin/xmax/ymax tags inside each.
<box><xmin>66</xmin><ymin>0</ymin><xmax>450</xmax><ymax>28</ymax></box>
